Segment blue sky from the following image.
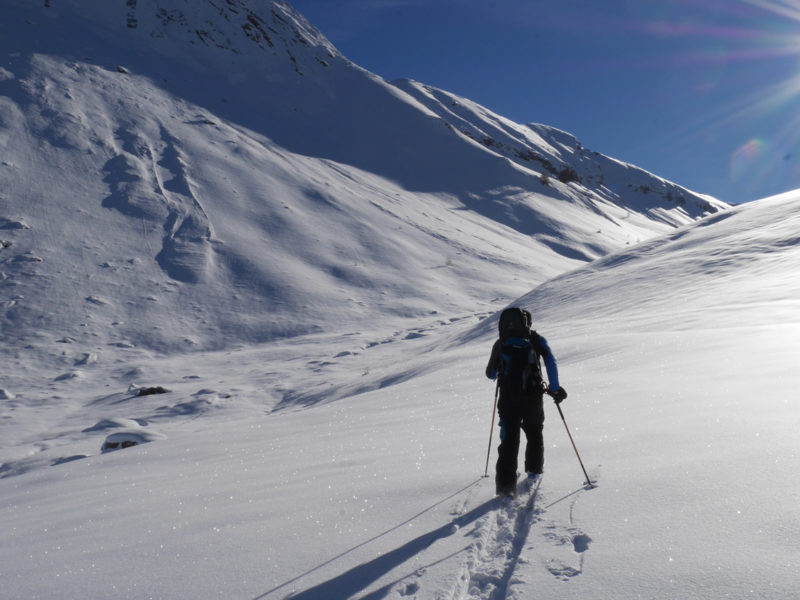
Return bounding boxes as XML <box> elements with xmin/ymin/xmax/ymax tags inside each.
<box><xmin>289</xmin><ymin>0</ymin><xmax>800</xmax><ymax>204</ymax></box>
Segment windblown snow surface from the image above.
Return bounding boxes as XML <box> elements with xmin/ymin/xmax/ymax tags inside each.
<box><xmin>2</xmin><ymin>1</ymin><xmax>799</xmax><ymax>599</ymax></box>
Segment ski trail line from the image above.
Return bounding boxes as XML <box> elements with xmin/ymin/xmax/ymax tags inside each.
<box><xmin>455</xmin><ymin>477</ymin><xmax>543</xmax><ymax>600</ymax></box>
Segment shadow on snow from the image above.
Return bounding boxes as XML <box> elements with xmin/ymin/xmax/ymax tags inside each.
<box><xmin>254</xmin><ymin>478</ymin><xmax>491</xmax><ymax>600</ymax></box>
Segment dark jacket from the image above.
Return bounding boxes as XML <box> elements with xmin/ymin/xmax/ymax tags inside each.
<box><xmin>485</xmin><ymin>331</ymin><xmax>560</xmax><ymax>394</ymax></box>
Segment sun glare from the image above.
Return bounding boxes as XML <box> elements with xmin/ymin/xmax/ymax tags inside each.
<box><xmin>629</xmin><ymin>0</ymin><xmax>800</xmax><ymax>198</ymax></box>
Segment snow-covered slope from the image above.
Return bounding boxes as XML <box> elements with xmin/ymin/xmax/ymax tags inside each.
<box><xmin>2</xmin><ymin>188</ymin><xmax>797</xmax><ymax>600</ymax></box>
<box><xmin>1</xmin><ymin>0</ymin><xmax>725</xmax><ymax>360</ymax></box>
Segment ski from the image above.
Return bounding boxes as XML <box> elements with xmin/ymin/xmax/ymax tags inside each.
<box><xmin>520</xmin><ymin>474</ymin><xmax>543</xmax><ymax>511</ymax></box>
<box><xmin>496</xmin><ymin>473</ymin><xmax>542</xmax><ymax>510</ymax></box>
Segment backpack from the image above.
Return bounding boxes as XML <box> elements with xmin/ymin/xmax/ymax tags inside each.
<box><xmin>497</xmin><ymin>307</ymin><xmax>542</xmax><ymax>395</ymax></box>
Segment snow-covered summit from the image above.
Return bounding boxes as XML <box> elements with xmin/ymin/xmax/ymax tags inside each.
<box><xmin>15</xmin><ymin>0</ymin><xmax>339</xmax><ymax>62</ymax></box>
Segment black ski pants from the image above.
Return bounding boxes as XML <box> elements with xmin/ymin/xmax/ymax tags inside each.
<box><xmin>495</xmin><ymin>389</ymin><xmax>545</xmax><ymax>490</ymax></box>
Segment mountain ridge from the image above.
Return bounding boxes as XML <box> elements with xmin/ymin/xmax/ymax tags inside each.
<box><xmin>1</xmin><ymin>0</ymin><xmax>726</xmax><ymax>356</ymax></box>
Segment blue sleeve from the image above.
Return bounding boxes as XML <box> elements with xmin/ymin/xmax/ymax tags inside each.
<box><xmin>537</xmin><ymin>335</ymin><xmax>560</xmax><ymax>392</ymax></box>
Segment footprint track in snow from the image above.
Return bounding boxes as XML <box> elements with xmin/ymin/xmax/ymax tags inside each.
<box><xmin>540</xmin><ymin>523</ymin><xmax>592</xmax><ymax>581</ymax></box>
<box><xmin>572</xmin><ymin>533</ymin><xmax>592</xmax><ymax>554</ymax></box>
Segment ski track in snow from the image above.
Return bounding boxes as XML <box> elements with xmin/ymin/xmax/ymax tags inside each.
<box><xmin>437</xmin><ymin>476</ymin><xmax>594</xmax><ymax>600</ymax></box>
<box><xmin>453</xmin><ymin>478</ymin><xmax>544</xmax><ymax>600</ymax></box>
<box><xmin>277</xmin><ymin>477</ymin><xmax>581</xmax><ymax>600</ymax></box>
<box><xmin>370</xmin><ymin>478</ymin><xmax>550</xmax><ymax>600</ymax></box>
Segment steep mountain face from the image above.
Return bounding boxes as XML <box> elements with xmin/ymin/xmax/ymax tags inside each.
<box><xmin>392</xmin><ymin>79</ymin><xmax>721</xmax><ymax>222</ymax></box>
<box><xmin>1</xmin><ymin>0</ymin><xmax>726</xmax><ymax>359</ymax></box>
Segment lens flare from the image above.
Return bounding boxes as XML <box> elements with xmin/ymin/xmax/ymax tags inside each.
<box><xmin>511</xmin><ymin>0</ymin><xmax>800</xmax><ymax>200</ymax></box>
<box><xmin>730</xmin><ymin>139</ymin><xmax>769</xmax><ymax>182</ymax></box>
<box><xmin>627</xmin><ymin>1</ymin><xmax>800</xmax><ymax>198</ymax></box>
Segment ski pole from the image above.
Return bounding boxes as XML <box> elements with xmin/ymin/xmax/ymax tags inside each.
<box><xmin>483</xmin><ymin>382</ymin><xmax>499</xmax><ymax>478</ymax></box>
<box><xmin>548</xmin><ymin>391</ymin><xmax>594</xmax><ymax>487</ymax></box>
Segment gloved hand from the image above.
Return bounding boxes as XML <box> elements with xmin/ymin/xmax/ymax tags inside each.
<box><xmin>550</xmin><ymin>386</ymin><xmax>567</xmax><ymax>404</ymax></box>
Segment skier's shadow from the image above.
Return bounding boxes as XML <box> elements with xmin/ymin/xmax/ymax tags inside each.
<box><xmin>254</xmin><ymin>478</ymin><xmax>494</xmax><ymax>600</ymax></box>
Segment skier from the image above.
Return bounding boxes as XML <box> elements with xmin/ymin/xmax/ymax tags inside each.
<box><xmin>485</xmin><ymin>307</ymin><xmax>567</xmax><ymax>496</ymax></box>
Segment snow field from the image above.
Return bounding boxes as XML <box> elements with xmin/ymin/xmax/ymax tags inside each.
<box><xmin>4</xmin><ymin>197</ymin><xmax>800</xmax><ymax>600</ymax></box>
<box><xmin>3</xmin><ymin>1</ymin><xmax>798</xmax><ymax>599</ymax></box>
